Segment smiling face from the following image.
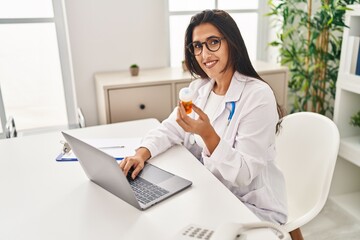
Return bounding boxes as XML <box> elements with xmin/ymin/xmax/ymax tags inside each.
<box><xmin>192</xmin><ymin>23</ymin><xmax>234</xmax><ymax>83</ymax></box>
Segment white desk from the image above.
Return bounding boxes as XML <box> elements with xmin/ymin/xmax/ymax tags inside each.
<box><xmin>0</xmin><ymin>119</ymin><xmax>278</xmax><ymax>240</ymax></box>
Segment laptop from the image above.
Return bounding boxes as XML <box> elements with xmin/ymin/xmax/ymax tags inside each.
<box><xmin>62</xmin><ymin>132</ymin><xmax>192</xmax><ymax>210</ymax></box>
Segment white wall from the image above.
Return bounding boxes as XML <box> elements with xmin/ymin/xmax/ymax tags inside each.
<box><xmin>64</xmin><ymin>0</ymin><xmax>169</xmax><ymax>126</ymax></box>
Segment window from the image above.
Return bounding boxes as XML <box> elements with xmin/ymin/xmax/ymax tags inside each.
<box><xmin>0</xmin><ymin>0</ymin><xmax>77</xmax><ymax>138</ymax></box>
<box><xmin>168</xmin><ymin>0</ymin><xmax>268</xmax><ymax>67</ymax></box>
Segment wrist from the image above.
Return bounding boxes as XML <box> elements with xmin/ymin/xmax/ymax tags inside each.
<box><xmin>136</xmin><ymin>147</ymin><xmax>151</xmax><ymax>162</ymax></box>
<box><xmin>201</xmin><ymin>129</ymin><xmax>220</xmax><ymax>154</ymax></box>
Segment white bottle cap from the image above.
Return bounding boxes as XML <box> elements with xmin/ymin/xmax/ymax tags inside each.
<box><xmin>179</xmin><ymin>87</ymin><xmax>194</xmax><ymax>102</ymax></box>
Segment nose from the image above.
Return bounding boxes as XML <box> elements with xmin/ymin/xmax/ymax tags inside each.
<box><xmin>201</xmin><ymin>45</ymin><xmax>212</xmax><ymax>58</ymax></box>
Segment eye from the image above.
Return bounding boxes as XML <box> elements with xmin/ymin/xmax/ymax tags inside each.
<box><xmin>208</xmin><ymin>37</ymin><xmax>220</xmax><ymax>46</ymax></box>
<box><xmin>192</xmin><ymin>41</ymin><xmax>202</xmax><ymax>49</ymax></box>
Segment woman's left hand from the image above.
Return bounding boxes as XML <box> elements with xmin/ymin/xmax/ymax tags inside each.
<box><xmin>176</xmin><ymin>102</ymin><xmax>220</xmax><ymax>153</ymax></box>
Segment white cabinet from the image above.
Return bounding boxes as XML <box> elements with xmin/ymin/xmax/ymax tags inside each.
<box><xmin>108</xmin><ymin>84</ymin><xmax>172</xmax><ymax>123</ymax></box>
<box><xmin>95</xmin><ymin>61</ymin><xmax>288</xmax><ymax>124</ymax></box>
<box><xmin>331</xmin><ymin>4</ymin><xmax>360</xmax><ymax>220</ymax></box>
<box><xmin>95</xmin><ymin>68</ymin><xmax>192</xmax><ymax>124</ymax></box>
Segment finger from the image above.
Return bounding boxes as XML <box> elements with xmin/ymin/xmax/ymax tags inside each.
<box><xmin>131</xmin><ymin>163</ymin><xmax>144</xmax><ymax>179</ymax></box>
<box><xmin>178</xmin><ymin>102</ymin><xmax>187</xmax><ymax>118</ymax></box>
<box><xmin>177</xmin><ymin>103</ymin><xmax>187</xmax><ymax>122</ymax></box>
<box><xmin>176</xmin><ymin>114</ymin><xmax>190</xmax><ymax>131</ymax></box>
<box><xmin>176</xmin><ymin>105</ymin><xmax>192</xmax><ymax>131</ymax></box>
<box><xmin>192</xmin><ymin>104</ymin><xmax>207</xmax><ymax>119</ymax></box>
<box><xmin>123</xmin><ymin>158</ymin><xmax>135</xmax><ymax>177</ymax></box>
<box><xmin>179</xmin><ymin>102</ymin><xmax>196</xmax><ymax>123</ymax></box>
<box><xmin>119</xmin><ymin>157</ymin><xmax>127</xmax><ymax>169</ymax></box>
<box><xmin>192</xmin><ymin>103</ymin><xmax>200</xmax><ymax>111</ymax></box>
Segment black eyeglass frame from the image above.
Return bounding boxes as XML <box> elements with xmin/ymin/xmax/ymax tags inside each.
<box><xmin>187</xmin><ymin>36</ymin><xmax>226</xmax><ymax>56</ymax></box>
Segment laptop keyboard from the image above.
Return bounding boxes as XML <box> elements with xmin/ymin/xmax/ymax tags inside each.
<box><xmin>128</xmin><ymin>177</ymin><xmax>169</xmax><ymax>205</ymax></box>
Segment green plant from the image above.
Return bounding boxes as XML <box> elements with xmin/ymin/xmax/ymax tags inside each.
<box><xmin>130</xmin><ymin>64</ymin><xmax>138</xmax><ymax>68</ymax></box>
<box><xmin>350</xmin><ymin>110</ymin><xmax>360</xmax><ymax>128</ymax></box>
<box><xmin>268</xmin><ymin>0</ymin><xmax>360</xmax><ymax>117</ymax></box>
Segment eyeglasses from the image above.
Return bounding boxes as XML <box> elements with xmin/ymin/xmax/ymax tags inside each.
<box><xmin>187</xmin><ymin>36</ymin><xmax>225</xmax><ymax>56</ymax></box>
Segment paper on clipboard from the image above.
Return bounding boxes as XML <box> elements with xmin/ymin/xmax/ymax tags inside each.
<box><xmin>57</xmin><ymin>137</ymin><xmax>142</xmax><ymax>161</ymax></box>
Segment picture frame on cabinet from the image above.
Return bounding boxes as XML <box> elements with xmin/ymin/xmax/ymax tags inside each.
<box><xmin>350</xmin><ymin>37</ymin><xmax>360</xmax><ymax>74</ymax></box>
<box><xmin>356</xmin><ymin>40</ymin><xmax>360</xmax><ymax>75</ymax></box>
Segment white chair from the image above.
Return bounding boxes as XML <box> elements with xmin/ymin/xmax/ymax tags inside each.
<box><xmin>5</xmin><ymin>116</ymin><xmax>17</xmax><ymax>138</ymax></box>
<box><xmin>275</xmin><ymin>112</ymin><xmax>340</xmax><ymax>240</ymax></box>
<box><xmin>77</xmin><ymin>107</ymin><xmax>86</xmax><ymax>128</ymax></box>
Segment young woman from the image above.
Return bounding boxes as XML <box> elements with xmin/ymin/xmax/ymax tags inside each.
<box><xmin>120</xmin><ymin>9</ymin><xmax>287</xmax><ymax>224</ymax></box>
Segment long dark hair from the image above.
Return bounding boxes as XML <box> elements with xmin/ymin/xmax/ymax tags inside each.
<box><xmin>184</xmin><ymin>9</ymin><xmax>284</xmax><ymax>132</ymax></box>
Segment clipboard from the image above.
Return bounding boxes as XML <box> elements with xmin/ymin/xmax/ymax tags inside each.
<box><xmin>56</xmin><ymin>152</ymin><xmax>78</xmax><ymax>161</ymax></box>
<box><xmin>56</xmin><ymin>137</ymin><xmax>141</xmax><ymax>162</ymax></box>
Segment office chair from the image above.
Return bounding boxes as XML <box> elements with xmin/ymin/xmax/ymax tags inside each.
<box><xmin>77</xmin><ymin>107</ymin><xmax>86</xmax><ymax>128</ymax></box>
<box><xmin>5</xmin><ymin>116</ymin><xmax>17</xmax><ymax>138</ymax></box>
<box><xmin>275</xmin><ymin>112</ymin><xmax>340</xmax><ymax>240</ymax></box>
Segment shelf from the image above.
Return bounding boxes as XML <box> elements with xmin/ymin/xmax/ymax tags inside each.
<box><xmin>331</xmin><ymin>5</ymin><xmax>360</xmax><ymax>223</ymax></box>
<box><xmin>337</xmin><ymin>73</ymin><xmax>360</xmax><ymax>94</ymax></box>
<box><xmin>349</xmin><ymin>12</ymin><xmax>360</xmax><ymax>37</ymax></box>
<box><xmin>331</xmin><ymin>191</ymin><xmax>360</xmax><ymax>220</ymax></box>
<box><xmin>338</xmin><ymin>136</ymin><xmax>360</xmax><ymax>167</ymax></box>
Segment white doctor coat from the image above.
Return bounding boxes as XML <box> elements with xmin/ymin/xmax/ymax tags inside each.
<box><xmin>141</xmin><ymin>71</ymin><xmax>287</xmax><ymax>224</ymax></box>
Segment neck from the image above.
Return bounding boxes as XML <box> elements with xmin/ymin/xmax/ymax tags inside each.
<box><xmin>212</xmin><ymin>69</ymin><xmax>234</xmax><ymax>95</ymax></box>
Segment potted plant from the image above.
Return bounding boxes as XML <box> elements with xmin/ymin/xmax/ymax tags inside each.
<box><xmin>182</xmin><ymin>60</ymin><xmax>188</xmax><ymax>72</ymax></box>
<box><xmin>129</xmin><ymin>64</ymin><xmax>139</xmax><ymax>76</ymax></box>
<box><xmin>350</xmin><ymin>110</ymin><xmax>360</xmax><ymax>128</ymax></box>
<box><xmin>267</xmin><ymin>0</ymin><xmax>360</xmax><ymax>117</ymax></box>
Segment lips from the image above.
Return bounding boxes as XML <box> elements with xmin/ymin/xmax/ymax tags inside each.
<box><xmin>203</xmin><ymin>60</ymin><xmax>217</xmax><ymax>68</ymax></box>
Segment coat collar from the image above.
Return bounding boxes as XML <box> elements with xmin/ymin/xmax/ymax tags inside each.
<box><xmin>194</xmin><ymin>71</ymin><xmax>248</xmax><ymax>122</ymax></box>
<box><xmin>195</xmin><ymin>71</ymin><xmax>247</xmax><ymax>107</ymax></box>
<box><xmin>224</xmin><ymin>71</ymin><xmax>247</xmax><ymax>102</ymax></box>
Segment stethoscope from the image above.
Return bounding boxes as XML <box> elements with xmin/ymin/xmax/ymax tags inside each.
<box><xmin>189</xmin><ymin>101</ymin><xmax>236</xmax><ymax>145</ymax></box>
<box><xmin>227</xmin><ymin>101</ymin><xmax>236</xmax><ymax>126</ymax></box>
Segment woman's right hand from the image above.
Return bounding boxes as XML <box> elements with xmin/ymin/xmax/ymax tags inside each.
<box><xmin>119</xmin><ymin>147</ymin><xmax>151</xmax><ymax>179</ymax></box>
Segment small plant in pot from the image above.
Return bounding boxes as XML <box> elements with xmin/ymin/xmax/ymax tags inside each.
<box><xmin>181</xmin><ymin>60</ymin><xmax>188</xmax><ymax>72</ymax></box>
<box><xmin>129</xmin><ymin>64</ymin><xmax>139</xmax><ymax>76</ymax></box>
<box><xmin>350</xmin><ymin>110</ymin><xmax>360</xmax><ymax>129</ymax></box>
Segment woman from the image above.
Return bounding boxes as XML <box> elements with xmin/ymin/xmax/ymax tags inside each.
<box><xmin>120</xmin><ymin>9</ymin><xmax>287</xmax><ymax>224</ymax></box>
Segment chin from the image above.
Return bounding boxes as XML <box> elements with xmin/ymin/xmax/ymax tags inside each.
<box><xmin>201</xmin><ymin>68</ymin><xmax>214</xmax><ymax>77</ymax></box>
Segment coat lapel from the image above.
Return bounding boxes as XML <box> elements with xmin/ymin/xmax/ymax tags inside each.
<box><xmin>194</xmin><ymin>79</ymin><xmax>215</xmax><ymax>110</ymax></box>
<box><xmin>211</xmin><ymin>72</ymin><xmax>247</xmax><ymax>122</ymax></box>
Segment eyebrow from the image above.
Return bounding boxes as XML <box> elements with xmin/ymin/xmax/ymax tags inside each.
<box><xmin>192</xmin><ymin>35</ymin><xmax>222</xmax><ymax>43</ymax></box>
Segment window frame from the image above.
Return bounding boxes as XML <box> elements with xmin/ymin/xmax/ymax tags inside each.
<box><xmin>0</xmin><ymin>0</ymin><xmax>77</xmax><ymax>138</ymax></box>
<box><xmin>167</xmin><ymin>0</ymin><xmax>269</xmax><ymax>66</ymax></box>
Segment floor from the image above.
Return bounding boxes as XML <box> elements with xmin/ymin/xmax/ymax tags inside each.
<box><xmin>301</xmin><ymin>199</ymin><xmax>360</xmax><ymax>240</ymax></box>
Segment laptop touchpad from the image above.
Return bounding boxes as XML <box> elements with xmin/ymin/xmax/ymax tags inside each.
<box><xmin>139</xmin><ymin>164</ymin><xmax>173</xmax><ymax>184</ymax></box>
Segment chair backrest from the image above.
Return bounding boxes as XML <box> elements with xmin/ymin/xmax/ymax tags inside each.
<box><xmin>275</xmin><ymin>112</ymin><xmax>340</xmax><ymax>232</ymax></box>
<box><xmin>5</xmin><ymin>116</ymin><xmax>17</xmax><ymax>138</ymax></box>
